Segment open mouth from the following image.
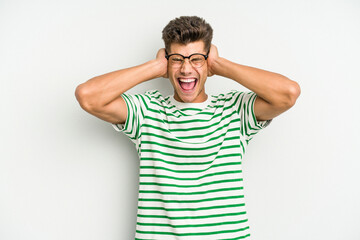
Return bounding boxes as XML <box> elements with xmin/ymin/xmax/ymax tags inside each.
<box><xmin>178</xmin><ymin>78</ymin><xmax>198</xmax><ymax>91</ymax></box>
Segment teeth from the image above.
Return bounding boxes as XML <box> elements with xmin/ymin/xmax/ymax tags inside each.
<box><xmin>179</xmin><ymin>78</ymin><xmax>196</xmax><ymax>83</ymax></box>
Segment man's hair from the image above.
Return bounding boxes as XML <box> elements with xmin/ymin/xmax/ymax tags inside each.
<box><xmin>162</xmin><ymin>16</ymin><xmax>213</xmax><ymax>53</ymax></box>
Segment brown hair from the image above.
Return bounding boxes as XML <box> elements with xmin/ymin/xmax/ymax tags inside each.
<box><xmin>162</xmin><ymin>16</ymin><xmax>213</xmax><ymax>53</ymax></box>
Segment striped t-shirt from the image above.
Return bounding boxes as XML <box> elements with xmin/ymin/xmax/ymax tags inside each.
<box><xmin>113</xmin><ymin>90</ymin><xmax>271</xmax><ymax>240</ymax></box>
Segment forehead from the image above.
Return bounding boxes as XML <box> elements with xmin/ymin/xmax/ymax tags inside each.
<box><xmin>169</xmin><ymin>41</ymin><xmax>206</xmax><ymax>55</ymax></box>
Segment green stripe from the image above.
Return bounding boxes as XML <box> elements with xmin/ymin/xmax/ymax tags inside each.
<box><xmin>136</xmin><ymin>226</ymin><xmax>250</xmax><ymax>237</ymax></box>
<box><xmin>142</xmin><ymin>110</ymin><xmax>237</xmax><ymax>135</ymax></box>
<box><xmin>141</xmin><ymin>149</ymin><xmax>218</xmax><ymax>158</ymax></box>
<box><xmin>121</xmin><ymin>94</ymin><xmax>131</xmax><ymax>135</ymax></box>
<box><xmin>150</xmin><ymin>98</ymin><xmax>177</xmax><ymax>111</ymax></box>
<box><xmin>179</xmin><ymin>107</ymin><xmax>204</xmax><ymax>112</ymax></box>
<box><xmin>138</xmin><ymin>94</ymin><xmax>147</xmax><ymax>120</ymax></box>
<box><xmin>246</xmin><ymin>93</ymin><xmax>260</xmax><ymax>132</ymax></box>
<box><xmin>135</xmin><ymin>234</ymin><xmax>250</xmax><ymax>240</ymax></box>
<box><xmin>147</xmin><ymin>101</ymin><xmax>184</xmax><ymax>117</ymax></box>
<box><xmin>141</xmin><ymin>136</ymin><xmax>240</xmax><ymax>152</ymax></box>
<box><xmin>113</xmin><ymin>124</ymin><xmax>122</xmax><ymax>131</ymax></box>
<box><xmin>144</xmin><ymin>113</ymin><xmax>222</xmax><ymax>124</ymax></box>
<box><xmin>141</xmin><ymin>132</ymin><xmax>181</xmax><ymax>142</ymax></box>
<box><xmin>137</xmin><ymin>210</ymin><xmax>247</xmax><ymax>220</ymax></box>
<box><xmin>140</xmin><ymin>178</ymin><xmax>243</xmax><ymax>188</ymax></box>
<box><xmin>140</xmin><ymin>160</ymin><xmax>242</xmax><ymax>173</ymax></box>
<box><xmin>144</xmin><ymin>113</ymin><xmax>218</xmax><ymax>124</ymax></box>
<box><xmin>141</xmin><ymin>157</ymin><xmax>210</xmax><ymax>165</ymax></box>
<box><xmin>220</xmin><ymin>234</ymin><xmax>251</xmax><ymax>240</ymax></box>
<box><xmin>140</xmin><ymin>127</ymin><xmax>240</xmax><ymax>143</ymax></box>
<box><xmin>176</xmin><ymin>119</ymin><xmax>240</xmax><ymax>139</ymax></box>
<box><xmin>138</xmin><ymin>203</ymin><xmax>245</xmax><ymax>211</ymax></box>
<box><xmin>140</xmin><ymin>118</ymin><xmax>240</xmax><ymax>140</ymax></box>
<box><xmin>141</xmin><ymin>145</ymin><xmax>241</xmax><ymax>158</ymax></box>
<box><xmin>142</xmin><ymin>116</ymin><xmax>239</xmax><ymax>133</ymax></box>
<box><xmin>140</xmin><ymin>170</ymin><xmax>242</xmax><ymax>181</ymax></box>
<box><xmin>138</xmin><ymin>194</ymin><xmax>244</xmax><ymax>204</ymax></box>
<box><xmin>240</xmin><ymin>140</ymin><xmax>246</xmax><ymax>154</ymax></box>
<box><xmin>123</xmin><ymin>94</ymin><xmax>141</xmax><ymax>140</ymax></box>
<box><xmin>215</xmin><ymin>153</ymin><xmax>242</xmax><ymax>159</ymax></box>
<box><xmin>144</xmin><ymin>91</ymin><xmax>242</xmax><ymax>118</ymax></box>
<box><xmin>235</xmin><ymin>92</ymin><xmax>245</xmax><ymax>115</ymax></box>
<box><xmin>139</xmin><ymin>187</ymin><xmax>243</xmax><ymax>195</ymax></box>
<box><xmin>137</xmin><ymin>218</ymin><xmax>248</xmax><ymax>228</ymax></box>
<box><xmin>129</xmin><ymin>96</ymin><xmax>137</xmax><ymax>137</ymax></box>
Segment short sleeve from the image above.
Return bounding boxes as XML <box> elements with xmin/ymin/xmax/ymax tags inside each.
<box><xmin>234</xmin><ymin>91</ymin><xmax>272</xmax><ymax>142</ymax></box>
<box><xmin>111</xmin><ymin>93</ymin><xmax>149</xmax><ymax>142</ymax></box>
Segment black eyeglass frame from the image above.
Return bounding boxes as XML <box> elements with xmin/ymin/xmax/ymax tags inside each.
<box><xmin>165</xmin><ymin>50</ymin><xmax>209</xmax><ymax>68</ymax></box>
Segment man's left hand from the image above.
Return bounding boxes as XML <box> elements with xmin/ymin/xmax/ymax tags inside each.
<box><xmin>207</xmin><ymin>44</ymin><xmax>220</xmax><ymax>77</ymax></box>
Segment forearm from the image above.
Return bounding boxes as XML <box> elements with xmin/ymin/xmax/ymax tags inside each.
<box><xmin>211</xmin><ymin>57</ymin><xmax>300</xmax><ymax>106</ymax></box>
<box><xmin>76</xmin><ymin>59</ymin><xmax>164</xmax><ymax>108</ymax></box>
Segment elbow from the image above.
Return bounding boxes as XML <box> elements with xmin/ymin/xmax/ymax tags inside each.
<box><xmin>75</xmin><ymin>84</ymin><xmax>95</xmax><ymax>111</ymax></box>
<box><xmin>288</xmin><ymin>80</ymin><xmax>301</xmax><ymax>106</ymax></box>
<box><xmin>271</xmin><ymin>79</ymin><xmax>301</xmax><ymax>110</ymax></box>
<box><xmin>281</xmin><ymin>80</ymin><xmax>301</xmax><ymax>109</ymax></box>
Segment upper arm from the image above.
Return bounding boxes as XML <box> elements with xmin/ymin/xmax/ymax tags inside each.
<box><xmin>78</xmin><ymin>95</ymin><xmax>128</xmax><ymax>124</ymax></box>
<box><xmin>254</xmin><ymin>80</ymin><xmax>301</xmax><ymax>121</ymax></box>
<box><xmin>254</xmin><ymin>96</ymin><xmax>291</xmax><ymax>121</ymax></box>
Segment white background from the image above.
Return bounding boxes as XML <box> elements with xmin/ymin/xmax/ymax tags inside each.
<box><xmin>1</xmin><ymin>0</ymin><xmax>359</xmax><ymax>239</ymax></box>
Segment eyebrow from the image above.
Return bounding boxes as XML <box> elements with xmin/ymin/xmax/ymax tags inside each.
<box><xmin>165</xmin><ymin>50</ymin><xmax>207</xmax><ymax>55</ymax></box>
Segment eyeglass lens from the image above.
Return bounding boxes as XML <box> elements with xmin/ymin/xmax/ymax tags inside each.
<box><xmin>169</xmin><ymin>54</ymin><xmax>205</xmax><ymax>68</ymax></box>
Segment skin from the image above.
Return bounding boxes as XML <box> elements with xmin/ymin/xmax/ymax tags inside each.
<box><xmin>167</xmin><ymin>41</ymin><xmax>209</xmax><ymax>103</ymax></box>
<box><xmin>75</xmin><ymin>41</ymin><xmax>301</xmax><ymax>124</ymax></box>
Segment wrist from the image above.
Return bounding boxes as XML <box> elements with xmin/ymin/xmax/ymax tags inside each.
<box><xmin>144</xmin><ymin>59</ymin><xmax>167</xmax><ymax>79</ymax></box>
<box><xmin>209</xmin><ymin>57</ymin><xmax>227</xmax><ymax>76</ymax></box>
<box><xmin>152</xmin><ymin>58</ymin><xmax>168</xmax><ymax>78</ymax></box>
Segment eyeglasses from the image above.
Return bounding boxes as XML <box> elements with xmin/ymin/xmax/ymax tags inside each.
<box><xmin>165</xmin><ymin>51</ymin><xmax>208</xmax><ymax>68</ymax></box>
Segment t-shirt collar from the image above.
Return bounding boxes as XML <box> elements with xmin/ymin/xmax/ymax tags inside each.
<box><xmin>168</xmin><ymin>95</ymin><xmax>211</xmax><ymax>109</ymax></box>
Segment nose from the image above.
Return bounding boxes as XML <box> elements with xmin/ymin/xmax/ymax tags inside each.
<box><xmin>180</xmin><ymin>58</ymin><xmax>193</xmax><ymax>74</ymax></box>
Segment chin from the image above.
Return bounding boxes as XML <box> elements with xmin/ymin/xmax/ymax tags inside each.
<box><xmin>179</xmin><ymin>96</ymin><xmax>195</xmax><ymax>103</ymax></box>
<box><xmin>176</xmin><ymin>90</ymin><xmax>203</xmax><ymax>103</ymax></box>
<box><xmin>171</xmin><ymin>78</ymin><xmax>206</xmax><ymax>103</ymax></box>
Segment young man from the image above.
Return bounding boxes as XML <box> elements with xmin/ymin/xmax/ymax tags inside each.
<box><xmin>76</xmin><ymin>16</ymin><xmax>300</xmax><ymax>239</ymax></box>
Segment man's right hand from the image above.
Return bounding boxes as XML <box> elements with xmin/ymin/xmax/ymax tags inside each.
<box><xmin>75</xmin><ymin>48</ymin><xmax>170</xmax><ymax>124</ymax></box>
<box><xmin>155</xmin><ymin>48</ymin><xmax>168</xmax><ymax>78</ymax></box>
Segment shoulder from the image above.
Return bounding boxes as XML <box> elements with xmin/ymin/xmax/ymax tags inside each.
<box><xmin>211</xmin><ymin>91</ymin><xmax>236</xmax><ymax>101</ymax></box>
<box><xmin>144</xmin><ymin>90</ymin><xmax>169</xmax><ymax>105</ymax></box>
<box><xmin>211</xmin><ymin>90</ymin><xmax>250</xmax><ymax>105</ymax></box>
<box><xmin>144</xmin><ymin>89</ymin><xmax>163</xmax><ymax>99</ymax></box>
<box><xmin>122</xmin><ymin>90</ymin><xmax>163</xmax><ymax>104</ymax></box>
